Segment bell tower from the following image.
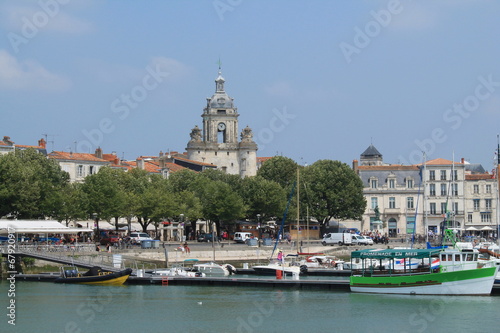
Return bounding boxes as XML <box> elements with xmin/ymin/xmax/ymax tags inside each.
<box><xmin>186</xmin><ymin>69</ymin><xmax>257</xmax><ymax>177</ymax></box>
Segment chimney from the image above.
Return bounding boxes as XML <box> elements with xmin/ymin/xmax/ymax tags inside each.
<box><xmin>3</xmin><ymin>136</ymin><xmax>13</xmax><ymax>145</ymax></box>
<box><xmin>136</xmin><ymin>157</ymin><xmax>144</xmax><ymax>170</ymax></box>
<box><xmin>159</xmin><ymin>150</ymin><xmax>164</xmax><ymax>157</ymax></box>
<box><xmin>95</xmin><ymin>147</ymin><xmax>103</xmax><ymax>159</ymax></box>
<box><xmin>352</xmin><ymin>159</ymin><xmax>359</xmax><ymax>174</ymax></box>
<box><xmin>38</xmin><ymin>138</ymin><xmax>46</xmax><ymax>149</ymax></box>
<box><xmin>461</xmin><ymin>157</ymin><xmax>464</xmax><ymax>164</ymax></box>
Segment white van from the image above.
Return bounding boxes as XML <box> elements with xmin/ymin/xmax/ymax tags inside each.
<box><xmin>234</xmin><ymin>232</ymin><xmax>254</xmax><ymax>243</ymax></box>
<box><xmin>322</xmin><ymin>232</ymin><xmax>353</xmax><ymax>246</ymax></box>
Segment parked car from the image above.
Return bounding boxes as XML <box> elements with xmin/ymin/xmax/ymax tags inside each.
<box><xmin>359</xmin><ymin>235</ymin><xmax>374</xmax><ymax>245</ymax></box>
<box><xmin>197</xmin><ymin>233</ymin><xmax>220</xmax><ymax>242</ymax></box>
<box><xmin>100</xmin><ymin>234</ymin><xmax>120</xmax><ymax>245</ymax></box>
<box><xmin>129</xmin><ymin>232</ymin><xmax>153</xmax><ymax>244</ymax></box>
<box><xmin>233</xmin><ymin>232</ymin><xmax>255</xmax><ymax>243</ymax></box>
<box><xmin>350</xmin><ymin>234</ymin><xmax>366</xmax><ymax>245</ymax></box>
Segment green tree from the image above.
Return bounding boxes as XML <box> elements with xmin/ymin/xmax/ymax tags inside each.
<box><xmin>257</xmin><ymin>156</ymin><xmax>298</xmax><ymax>189</ymax></box>
<box><xmin>302</xmin><ymin>159</ymin><xmax>366</xmax><ymax>231</ymax></box>
<box><xmin>0</xmin><ymin>149</ymin><xmax>70</xmax><ymax>219</ymax></box>
<box><xmin>81</xmin><ymin>167</ymin><xmax>125</xmax><ymax>237</ymax></box>
<box><xmin>240</xmin><ymin>176</ymin><xmax>287</xmax><ymax>220</ymax></box>
<box><xmin>51</xmin><ymin>182</ymin><xmax>88</xmax><ymax>225</ymax></box>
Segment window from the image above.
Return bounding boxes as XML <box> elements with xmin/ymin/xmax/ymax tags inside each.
<box><xmin>389</xmin><ymin>179</ymin><xmax>395</xmax><ymax>189</ymax></box>
<box><xmin>371</xmin><ymin>197</ymin><xmax>378</xmax><ymax>209</ymax></box>
<box><xmin>407</xmin><ymin>197</ymin><xmax>414</xmax><ymax>209</ymax></box>
<box><xmin>452</xmin><ymin>183</ymin><xmax>458</xmax><ymax>196</ymax></box>
<box><xmin>486</xmin><ymin>185</ymin><xmax>492</xmax><ymax>194</ymax></box>
<box><xmin>473</xmin><ymin>199</ymin><xmax>480</xmax><ymax>211</ymax></box>
<box><xmin>429</xmin><ymin>170</ymin><xmax>435</xmax><ymax>181</ymax></box>
<box><xmin>468</xmin><ymin>214</ymin><xmax>472</xmax><ymax>223</ymax></box>
<box><xmin>485</xmin><ymin>199</ymin><xmax>492</xmax><ymax>209</ymax></box>
<box><xmin>453</xmin><ymin>170</ymin><xmax>458</xmax><ymax>181</ymax></box>
<box><xmin>241</xmin><ymin>158</ymin><xmax>246</xmax><ymax>171</ymax></box>
<box><xmin>77</xmin><ymin>165</ymin><xmax>84</xmax><ymax>177</ymax></box>
<box><xmin>429</xmin><ymin>184</ymin><xmax>436</xmax><ymax>196</ymax></box>
<box><xmin>473</xmin><ymin>184</ymin><xmax>479</xmax><ymax>194</ymax></box>
<box><xmin>389</xmin><ymin>197</ymin><xmax>396</xmax><ymax>209</ymax></box>
<box><xmin>89</xmin><ymin>165</ymin><xmax>95</xmax><ymax>175</ymax></box>
<box><xmin>440</xmin><ymin>170</ymin><xmax>447</xmax><ymax>180</ymax></box>
<box><xmin>406</xmin><ymin>179</ymin><xmax>413</xmax><ymax>188</ymax></box>
<box><xmin>371</xmin><ymin>179</ymin><xmax>378</xmax><ymax>189</ymax></box>
<box><xmin>440</xmin><ymin>203</ymin><xmax>447</xmax><ymax>215</ymax></box>
<box><xmin>430</xmin><ymin>203</ymin><xmax>436</xmax><ymax>215</ymax></box>
<box><xmin>481</xmin><ymin>213</ymin><xmax>491</xmax><ymax>223</ymax></box>
<box><xmin>440</xmin><ymin>184</ymin><xmax>447</xmax><ymax>196</ymax></box>
<box><xmin>453</xmin><ymin>202</ymin><xmax>458</xmax><ymax>214</ymax></box>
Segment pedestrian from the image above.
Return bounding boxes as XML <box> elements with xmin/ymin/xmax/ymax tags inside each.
<box><xmin>183</xmin><ymin>241</ymin><xmax>190</xmax><ymax>254</ymax></box>
<box><xmin>106</xmin><ymin>242</ymin><xmax>111</xmax><ymax>253</ymax></box>
<box><xmin>277</xmin><ymin>250</ymin><xmax>284</xmax><ymax>264</ymax></box>
<box><xmin>95</xmin><ymin>244</ymin><xmax>100</xmax><ymax>252</ymax></box>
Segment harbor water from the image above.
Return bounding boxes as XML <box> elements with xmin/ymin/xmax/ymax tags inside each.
<box><xmin>1</xmin><ymin>279</ymin><xmax>499</xmax><ymax>333</ymax></box>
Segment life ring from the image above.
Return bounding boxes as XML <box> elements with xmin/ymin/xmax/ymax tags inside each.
<box><xmin>300</xmin><ymin>265</ymin><xmax>308</xmax><ymax>274</ymax></box>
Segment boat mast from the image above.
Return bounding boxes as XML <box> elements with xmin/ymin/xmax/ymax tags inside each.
<box><xmin>423</xmin><ymin>152</ymin><xmax>428</xmax><ymax>243</ymax></box>
<box><xmin>497</xmin><ymin>135</ymin><xmax>500</xmax><ymax>246</ymax></box>
<box><xmin>296</xmin><ymin>167</ymin><xmax>300</xmax><ymax>253</ymax></box>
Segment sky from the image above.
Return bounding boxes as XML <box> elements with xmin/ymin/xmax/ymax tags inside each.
<box><xmin>1</xmin><ymin>0</ymin><xmax>500</xmax><ymax>171</ymax></box>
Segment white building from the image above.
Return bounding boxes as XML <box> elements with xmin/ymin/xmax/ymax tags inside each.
<box><xmin>186</xmin><ymin>70</ymin><xmax>258</xmax><ymax>177</ymax></box>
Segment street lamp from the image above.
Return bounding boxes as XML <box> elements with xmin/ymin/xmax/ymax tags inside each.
<box><xmin>257</xmin><ymin>214</ymin><xmax>262</xmax><ymax>246</ymax></box>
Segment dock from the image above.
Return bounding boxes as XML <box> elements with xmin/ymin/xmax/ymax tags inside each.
<box><xmin>12</xmin><ymin>273</ymin><xmax>500</xmax><ymax>295</ymax></box>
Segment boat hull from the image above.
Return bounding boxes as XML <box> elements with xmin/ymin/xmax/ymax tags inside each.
<box><xmin>54</xmin><ymin>268</ymin><xmax>132</xmax><ymax>286</ymax></box>
<box><xmin>350</xmin><ymin>266</ymin><xmax>498</xmax><ymax>295</ymax></box>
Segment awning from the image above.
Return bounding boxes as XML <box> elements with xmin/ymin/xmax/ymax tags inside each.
<box><xmin>0</xmin><ymin>220</ymin><xmax>92</xmax><ymax>235</ymax></box>
<box><xmin>351</xmin><ymin>248</ymin><xmax>441</xmax><ymax>260</ymax></box>
<box><xmin>481</xmin><ymin>226</ymin><xmax>494</xmax><ymax>231</ymax></box>
<box><xmin>465</xmin><ymin>226</ymin><xmax>478</xmax><ymax>231</ymax></box>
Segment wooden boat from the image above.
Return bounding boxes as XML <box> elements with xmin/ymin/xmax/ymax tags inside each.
<box><xmin>54</xmin><ymin>266</ymin><xmax>132</xmax><ymax>285</ymax></box>
<box><xmin>349</xmin><ymin>248</ymin><xmax>499</xmax><ymax>295</ymax></box>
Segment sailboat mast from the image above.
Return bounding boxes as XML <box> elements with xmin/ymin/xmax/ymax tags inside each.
<box><xmin>296</xmin><ymin>167</ymin><xmax>300</xmax><ymax>253</ymax></box>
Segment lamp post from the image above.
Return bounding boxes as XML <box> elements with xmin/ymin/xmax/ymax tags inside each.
<box><xmin>257</xmin><ymin>214</ymin><xmax>262</xmax><ymax>247</ymax></box>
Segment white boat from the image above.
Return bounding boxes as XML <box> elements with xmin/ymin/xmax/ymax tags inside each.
<box><xmin>252</xmin><ymin>254</ymin><xmax>302</xmax><ymax>276</ymax></box>
<box><xmin>151</xmin><ymin>266</ymin><xmax>205</xmax><ymax>277</ymax></box>
<box><xmin>193</xmin><ymin>262</ymin><xmax>234</xmax><ymax>277</ymax></box>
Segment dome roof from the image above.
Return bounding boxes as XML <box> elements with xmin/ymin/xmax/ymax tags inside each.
<box><xmin>209</xmin><ymin>92</ymin><xmax>234</xmax><ymax>108</ymax></box>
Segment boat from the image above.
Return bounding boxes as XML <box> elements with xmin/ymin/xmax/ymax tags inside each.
<box><xmin>192</xmin><ymin>262</ymin><xmax>235</xmax><ymax>277</ymax></box>
<box><xmin>349</xmin><ymin>247</ymin><xmax>499</xmax><ymax>295</ymax></box>
<box><xmin>54</xmin><ymin>266</ymin><xmax>132</xmax><ymax>285</ymax></box>
<box><xmin>150</xmin><ymin>266</ymin><xmax>205</xmax><ymax>277</ymax></box>
<box><xmin>252</xmin><ymin>254</ymin><xmax>301</xmax><ymax>276</ymax></box>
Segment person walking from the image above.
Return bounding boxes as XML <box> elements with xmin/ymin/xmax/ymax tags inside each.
<box><xmin>183</xmin><ymin>241</ymin><xmax>190</xmax><ymax>254</ymax></box>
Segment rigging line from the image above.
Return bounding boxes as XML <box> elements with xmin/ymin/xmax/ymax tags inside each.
<box><xmin>271</xmin><ymin>181</ymin><xmax>296</xmax><ymax>260</ymax></box>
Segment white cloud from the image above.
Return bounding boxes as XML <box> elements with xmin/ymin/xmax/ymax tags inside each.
<box><xmin>0</xmin><ymin>50</ymin><xmax>71</xmax><ymax>92</ymax></box>
<box><xmin>1</xmin><ymin>2</ymin><xmax>93</xmax><ymax>34</ymax></box>
<box><xmin>149</xmin><ymin>57</ymin><xmax>192</xmax><ymax>80</ymax></box>
<box><xmin>389</xmin><ymin>2</ymin><xmax>439</xmax><ymax>31</ymax></box>
<box><xmin>264</xmin><ymin>81</ymin><xmax>294</xmax><ymax>97</ymax></box>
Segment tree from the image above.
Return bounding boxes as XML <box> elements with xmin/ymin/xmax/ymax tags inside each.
<box><xmin>240</xmin><ymin>176</ymin><xmax>287</xmax><ymax>220</ymax></box>
<box><xmin>302</xmin><ymin>160</ymin><xmax>366</xmax><ymax>232</ymax></box>
<box><xmin>257</xmin><ymin>156</ymin><xmax>298</xmax><ymax>189</ymax></box>
<box><xmin>0</xmin><ymin>149</ymin><xmax>70</xmax><ymax>219</ymax></box>
<box><xmin>51</xmin><ymin>182</ymin><xmax>88</xmax><ymax>225</ymax></box>
<box><xmin>81</xmin><ymin>167</ymin><xmax>126</xmax><ymax>238</ymax></box>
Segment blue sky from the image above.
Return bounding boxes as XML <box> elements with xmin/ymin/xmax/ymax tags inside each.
<box><xmin>1</xmin><ymin>0</ymin><xmax>500</xmax><ymax>170</ymax></box>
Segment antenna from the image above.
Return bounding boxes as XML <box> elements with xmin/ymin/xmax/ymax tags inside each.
<box><xmin>42</xmin><ymin>133</ymin><xmax>56</xmax><ymax>151</ymax></box>
<box><xmin>497</xmin><ymin>134</ymin><xmax>500</xmax><ymax>165</ymax></box>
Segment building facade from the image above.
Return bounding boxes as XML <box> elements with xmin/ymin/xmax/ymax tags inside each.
<box><xmin>186</xmin><ymin>71</ymin><xmax>258</xmax><ymax>177</ymax></box>
<box><xmin>354</xmin><ymin>145</ymin><xmax>498</xmax><ymax>238</ymax></box>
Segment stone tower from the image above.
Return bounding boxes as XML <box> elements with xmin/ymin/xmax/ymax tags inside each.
<box><xmin>186</xmin><ymin>70</ymin><xmax>257</xmax><ymax>177</ymax></box>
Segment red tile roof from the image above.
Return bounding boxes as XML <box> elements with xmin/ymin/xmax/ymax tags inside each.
<box><xmin>418</xmin><ymin>158</ymin><xmax>463</xmax><ymax>166</ymax></box>
<box><xmin>48</xmin><ymin>151</ymin><xmax>109</xmax><ymax>163</ymax></box>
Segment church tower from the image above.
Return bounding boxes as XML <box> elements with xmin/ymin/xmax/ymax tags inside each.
<box><xmin>186</xmin><ymin>70</ymin><xmax>258</xmax><ymax>177</ymax></box>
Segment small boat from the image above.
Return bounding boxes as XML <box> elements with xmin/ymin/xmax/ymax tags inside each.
<box><xmin>54</xmin><ymin>266</ymin><xmax>132</xmax><ymax>285</ymax></box>
<box><xmin>150</xmin><ymin>266</ymin><xmax>205</xmax><ymax>277</ymax></box>
<box><xmin>349</xmin><ymin>248</ymin><xmax>499</xmax><ymax>295</ymax></box>
<box><xmin>252</xmin><ymin>254</ymin><xmax>302</xmax><ymax>276</ymax></box>
<box><xmin>193</xmin><ymin>262</ymin><xmax>235</xmax><ymax>277</ymax></box>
